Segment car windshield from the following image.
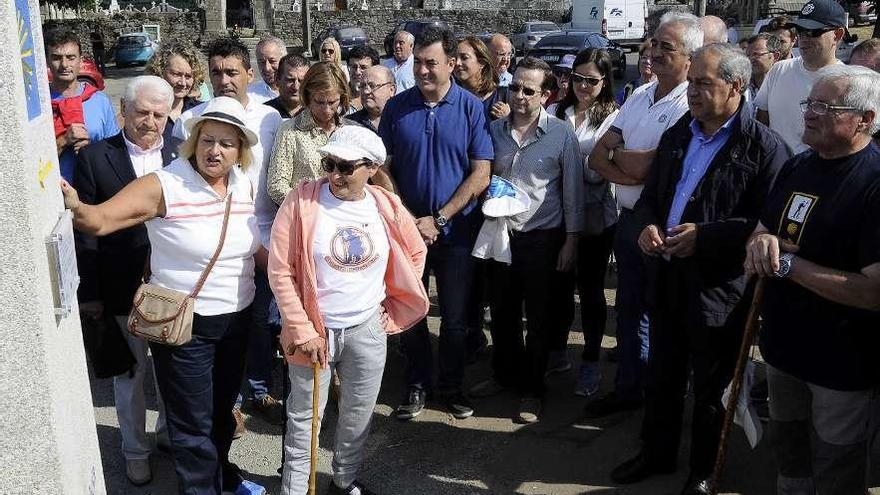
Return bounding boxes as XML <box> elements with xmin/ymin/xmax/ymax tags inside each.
<box><xmin>118</xmin><ymin>36</ymin><xmax>146</xmax><ymax>46</ymax></box>
<box><xmin>535</xmin><ymin>34</ymin><xmax>586</xmax><ymax>48</ymax></box>
<box><xmin>338</xmin><ymin>28</ymin><xmax>365</xmax><ymax>38</ymax></box>
<box><xmin>532</xmin><ymin>23</ymin><xmax>558</xmax><ymax>32</ymax></box>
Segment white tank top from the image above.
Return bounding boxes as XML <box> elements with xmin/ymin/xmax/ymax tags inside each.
<box><xmin>146</xmin><ymin>158</ymin><xmax>260</xmax><ymax>316</ymax></box>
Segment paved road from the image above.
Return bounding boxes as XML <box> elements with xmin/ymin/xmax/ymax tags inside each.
<box><xmin>89</xmin><ymin>54</ymin><xmax>870</xmax><ymax>495</ymax></box>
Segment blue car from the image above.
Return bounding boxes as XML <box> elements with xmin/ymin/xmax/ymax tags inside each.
<box><xmin>114</xmin><ymin>33</ymin><xmax>158</xmax><ymax>67</ymax></box>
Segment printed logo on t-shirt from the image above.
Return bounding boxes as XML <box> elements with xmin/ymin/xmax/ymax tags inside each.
<box><xmin>778</xmin><ymin>192</ymin><xmax>819</xmax><ymax>245</ymax></box>
<box><xmin>325</xmin><ymin>225</ymin><xmax>378</xmax><ymax>272</ymax></box>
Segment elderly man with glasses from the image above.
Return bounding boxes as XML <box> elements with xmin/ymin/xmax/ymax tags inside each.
<box><xmin>755</xmin><ymin>0</ymin><xmax>846</xmax><ymax>154</ymax></box>
<box><xmin>349</xmin><ymin>65</ymin><xmax>396</xmax><ymax>134</ymax></box>
<box><xmin>746</xmin><ymin>64</ymin><xmax>880</xmax><ymax>495</ymax></box>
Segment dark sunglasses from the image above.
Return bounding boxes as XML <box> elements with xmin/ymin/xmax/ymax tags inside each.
<box><xmin>569</xmin><ymin>73</ymin><xmax>604</xmax><ymax>87</ymax></box>
<box><xmin>508</xmin><ymin>82</ymin><xmax>539</xmax><ymax>97</ymax></box>
<box><xmin>321</xmin><ymin>156</ymin><xmax>371</xmax><ymax>175</ymax></box>
<box><xmin>794</xmin><ymin>26</ymin><xmax>835</xmax><ymax>38</ymax></box>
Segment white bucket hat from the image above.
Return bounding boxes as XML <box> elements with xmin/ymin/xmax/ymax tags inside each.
<box><xmin>183</xmin><ymin>96</ymin><xmax>259</xmax><ymax>147</ymax></box>
<box><xmin>319</xmin><ymin>125</ymin><xmax>387</xmax><ymax>164</ymax></box>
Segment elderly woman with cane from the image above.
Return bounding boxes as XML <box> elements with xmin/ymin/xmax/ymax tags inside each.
<box><xmin>268</xmin><ymin>125</ymin><xmax>429</xmax><ymax>495</ymax></box>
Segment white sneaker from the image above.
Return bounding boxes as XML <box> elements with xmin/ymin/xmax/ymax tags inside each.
<box><xmin>125</xmin><ymin>458</ymin><xmax>151</xmax><ymax>485</ymax></box>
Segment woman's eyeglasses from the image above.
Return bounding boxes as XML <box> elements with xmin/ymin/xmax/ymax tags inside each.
<box><xmin>508</xmin><ymin>83</ymin><xmax>539</xmax><ymax>97</ymax></box>
<box><xmin>321</xmin><ymin>48</ymin><xmax>335</xmax><ymax>54</ymax></box>
<box><xmin>569</xmin><ymin>73</ymin><xmax>605</xmax><ymax>87</ymax></box>
<box><xmin>321</xmin><ymin>156</ymin><xmax>371</xmax><ymax>175</ymax></box>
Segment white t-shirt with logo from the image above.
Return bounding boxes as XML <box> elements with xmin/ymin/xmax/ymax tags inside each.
<box><xmin>754</xmin><ymin>56</ymin><xmax>843</xmax><ymax>154</ymax></box>
<box><xmin>610</xmin><ymin>80</ymin><xmax>690</xmax><ymax>209</ymax></box>
<box><xmin>313</xmin><ymin>183</ymin><xmax>390</xmax><ymax>328</ymax></box>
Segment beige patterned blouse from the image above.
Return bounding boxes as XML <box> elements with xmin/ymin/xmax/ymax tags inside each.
<box><xmin>267</xmin><ymin>110</ymin><xmax>349</xmax><ymax>205</ymax></box>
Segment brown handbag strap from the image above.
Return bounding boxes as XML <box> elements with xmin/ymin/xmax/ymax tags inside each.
<box><xmin>188</xmin><ymin>193</ymin><xmax>233</xmax><ymax>299</ymax></box>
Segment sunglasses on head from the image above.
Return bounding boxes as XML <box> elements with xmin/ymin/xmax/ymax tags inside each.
<box><xmin>569</xmin><ymin>72</ymin><xmax>604</xmax><ymax>87</ymax></box>
<box><xmin>508</xmin><ymin>83</ymin><xmax>540</xmax><ymax>97</ymax></box>
<box><xmin>321</xmin><ymin>156</ymin><xmax>371</xmax><ymax>175</ymax></box>
<box><xmin>794</xmin><ymin>26</ymin><xmax>835</xmax><ymax>37</ymax></box>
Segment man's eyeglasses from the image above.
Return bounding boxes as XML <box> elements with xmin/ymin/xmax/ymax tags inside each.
<box><xmin>508</xmin><ymin>83</ymin><xmax>540</xmax><ymax>97</ymax></box>
<box><xmin>570</xmin><ymin>72</ymin><xmax>604</xmax><ymax>87</ymax></box>
<box><xmin>747</xmin><ymin>50</ymin><xmax>774</xmax><ymax>59</ymax></box>
<box><xmin>794</xmin><ymin>26</ymin><xmax>835</xmax><ymax>38</ymax></box>
<box><xmin>358</xmin><ymin>81</ymin><xmax>392</xmax><ymax>93</ymax></box>
<box><xmin>321</xmin><ymin>156</ymin><xmax>372</xmax><ymax>175</ymax></box>
<box><xmin>800</xmin><ymin>98</ymin><xmax>861</xmax><ymax>116</ymax></box>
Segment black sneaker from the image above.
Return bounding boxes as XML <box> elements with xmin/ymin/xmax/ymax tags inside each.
<box><xmin>326</xmin><ymin>479</ymin><xmax>377</xmax><ymax>495</ymax></box>
<box><xmin>395</xmin><ymin>388</ymin><xmax>427</xmax><ymax>420</ymax></box>
<box><xmin>443</xmin><ymin>392</ymin><xmax>474</xmax><ymax>419</ymax></box>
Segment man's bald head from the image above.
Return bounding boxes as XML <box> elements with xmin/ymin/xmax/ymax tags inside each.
<box><xmin>489</xmin><ymin>34</ymin><xmax>514</xmax><ymax>75</ymax></box>
<box><xmin>700</xmin><ymin>15</ymin><xmax>729</xmax><ymax>44</ymax></box>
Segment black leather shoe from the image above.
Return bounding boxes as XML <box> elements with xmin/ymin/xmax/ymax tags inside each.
<box><xmin>680</xmin><ymin>475</ymin><xmax>712</xmax><ymax>495</ymax></box>
<box><xmin>395</xmin><ymin>388</ymin><xmax>428</xmax><ymax>420</ymax></box>
<box><xmin>583</xmin><ymin>392</ymin><xmax>643</xmax><ymax>419</ymax></box>
<box><xmin>610</xmin><ymin>451</ymin><xmax>676</xmax><ymax>484</ymax></box>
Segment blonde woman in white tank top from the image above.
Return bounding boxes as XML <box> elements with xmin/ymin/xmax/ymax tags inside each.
<box><xmin>62</xmin><ymin>97</ymin><xmax>267</xmax><ymax>494</ymax></box>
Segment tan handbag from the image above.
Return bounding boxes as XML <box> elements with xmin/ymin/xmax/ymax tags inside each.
<box><xmin>127</xmin><ymin>194</ymin><xmax>233</xmax><ymax>346</ymax></box>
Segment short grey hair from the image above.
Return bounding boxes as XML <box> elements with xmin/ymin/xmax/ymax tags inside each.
<box><xmin>814</xmin><ymin>64</ymin><xmax>880</xmax><ymax>134</ymax></box>
<box><xmin>693</xmin><ymin>43</ymin><xmax>751</xmax><ymax>91</ymax></box>
<box><xmin>368</xmin><ymin>64</ymin><xmax>395</xmax><ymax>85</ymax></box>
<box><xmin>700</xmin><ymin>15</ymin><xmax>728</xmax><ymax>44</ymax></box>
<box><xmin>395</xmin><ymin>30</ymin><xmax>415</xmax><ymax>45</ymax></box>
<box><xmin>123</xmin><ymin>75</ymin><xmax>173</xmax><ymax>110</ymax></box>
<box><xmin>256</xmin><ymin>36</ymin><xmax>286</xmax><ymax>53</ymax></box>
<box><xmin>659</xmin><ymin>12</ymin><xmax>704</xmax><ymax>55</ymax></box>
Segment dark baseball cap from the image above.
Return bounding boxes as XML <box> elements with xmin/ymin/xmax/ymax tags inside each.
<box><xmin>789</xmin><ymin>0</ymin><xmax>847</xmax><ymax>30</ymax></box>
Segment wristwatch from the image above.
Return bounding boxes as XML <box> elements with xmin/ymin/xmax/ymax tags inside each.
<box><xmin>434</xmin><ymin>213</ymin><xmax>448</xmax><ymax>228</ymax></box>
<box><xmin>775</xmin><ymin>252</ymin><xmax>796</xmax><ymax>278</ymax></box>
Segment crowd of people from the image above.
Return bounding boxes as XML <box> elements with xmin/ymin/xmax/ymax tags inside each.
<box><xmin>46</xmin><ymin>0</ymin><xmax>880</xmax><ymax>493</ymax></box>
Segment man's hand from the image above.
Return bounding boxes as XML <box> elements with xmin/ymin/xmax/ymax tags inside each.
<box><xmin>296</xmin><ymin>336</ymin><xmax>328</xmax><ymax>367</ymax></box>
<box><xmin>490</xmin><ymin>102</ymin><xmax>510</xmax><ymax>120</ymax></box>
<box><xmin>62</xmin><ymin>124</ymin><xmax>89</xmax><ymax>152</ymax></box>
<box><xmin>556</xmin><ymin>235</ymin><xmax>578</xmax><ymax>272</ymax></box>
<box><xmin>638</xmin><ymin>225</ymin><xmax>666</xmax><ymax>256</ymax></box>
<box><xmin>664</xmin><ymin>223</ymin><xmax>697</xmax><ymax>258</ymax></box>
<box><xmin>415</xmin><ymin>216</ymin><xmax>440</xmax><ymax>245</ymax></box>
<box><xmin>745</xmin><ymin>233</ymin><xmax>800</xmax><ymax>278</ymax></box>
<box><xmin>79</xmin><ymin>300</ymin><xmax>104</xmax><ymax>320</ymax></box>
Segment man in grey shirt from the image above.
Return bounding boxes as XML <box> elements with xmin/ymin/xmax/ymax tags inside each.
<box><xmin>470</xmin><ymin>56</ymin><xmax>583</xmax><ymax>424</ymax></box>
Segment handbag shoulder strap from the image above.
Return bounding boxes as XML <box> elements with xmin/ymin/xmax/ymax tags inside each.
<box><xmin>189</xmin><ymin>193</ymin><xmax>233</xmax><ymax>299</ymax></box>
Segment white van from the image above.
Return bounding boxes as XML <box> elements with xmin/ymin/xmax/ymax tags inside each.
<box><xmin>567</xmin><ymin>0</ymin><xmax>648</xmax><ymax>50</ymax></box>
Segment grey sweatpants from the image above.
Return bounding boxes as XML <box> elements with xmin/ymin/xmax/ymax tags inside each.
<box><xmin>767</xmin><ymin>364</ymin><xmax>874</xmax><ymax>495</ymax></box>
<box><xmin>281</xmin><ymin>310</ymin><xmax>387</xmax><ymax>494</ymax></box>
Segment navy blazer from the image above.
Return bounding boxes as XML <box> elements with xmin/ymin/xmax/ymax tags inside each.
<box><xmin>74</xmin><ymin>131</ymin><xmax>180</xmax><ymax>314</ymax></box>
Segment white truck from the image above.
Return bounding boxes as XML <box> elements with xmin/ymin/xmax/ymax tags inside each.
<box><xmin>567</xmin><ymin>0</ymin><xmax>648</xmax><ymax>50</ymax></box>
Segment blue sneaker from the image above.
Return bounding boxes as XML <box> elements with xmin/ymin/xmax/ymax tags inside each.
<box><xmin>234</xmin><ymin>480</ymin><xmax>266</xmax><ymax>495</ymax></box>
<box><xmin>575</xmin><ymin>361</ymin><xmax>601</xmax><ymax>397</ymax></box>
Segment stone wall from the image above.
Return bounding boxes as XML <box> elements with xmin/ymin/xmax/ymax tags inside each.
<box><xmin>273</xmin><ymin>8</ymin><xmax>571</xmax><ymax>50</ymax></box>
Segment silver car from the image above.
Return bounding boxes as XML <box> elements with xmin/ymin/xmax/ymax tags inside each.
<box><xmin>510</xmin><ymin>21</ymin><xmax>561</xmax><ymax>55</ymax></box>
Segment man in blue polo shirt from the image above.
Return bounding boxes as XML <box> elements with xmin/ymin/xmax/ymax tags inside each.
<box><xmin>377</xmin><ymin>26</ymin><xmax>494</xmax><ymax>420</ymax></box>
<box><xmin>47</xmin><ymin>26</ymin><xmax>118</xmax><ymax>182</ymax></box>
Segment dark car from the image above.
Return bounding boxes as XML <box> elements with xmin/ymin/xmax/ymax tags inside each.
<box><xmin>311</xmin><ymin>26</ymin><xmax>368</xmax><ymax>60</ymax></box>
<box><xmin>384</xmin><ymin>19</ymin><xmax>450</xmax><ymax>58</ymax></box>
<box><xmin>528</xmin><ymin>31</ymin><xmax>627</xmax><ymax>79</ymax></box>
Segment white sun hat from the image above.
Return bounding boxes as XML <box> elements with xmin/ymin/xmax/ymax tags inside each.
<box><xmin>319</xmin><ymin>125</ymin><xmax>387</xmax><ymax>164</ymax></box>
<box><xmin>183</xmin><ymin>96</ymin><xmax>259</xmax><ymax>147</ymax></box>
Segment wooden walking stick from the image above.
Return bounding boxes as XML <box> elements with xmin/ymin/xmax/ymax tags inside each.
<box><xmin>309</xmin><ymin>361</ymin><xmax>320</xmax><ymax>495</ymax></box>
<box><xmin>709</xmin><ymin>278</ymin><xmax>766</xmax><ymax>495</ymax></box>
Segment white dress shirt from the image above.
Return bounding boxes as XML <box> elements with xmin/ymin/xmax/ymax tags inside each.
<box><xmin>123</xmin><ymin>133</ymin><xmax>164</xmax><ymax>178</ymax></box>
<box><xmin>248</xmin><ymin>79</ymin><xmax>279</xmax><ymax>104</ymax></box>
<box><xmin>382</xmin><ymin>54</ymin><xmax>416</xmax><ymax>94</ymax></box>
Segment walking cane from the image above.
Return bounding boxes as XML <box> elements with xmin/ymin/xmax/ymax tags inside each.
<box><xmin>309</xmin><ymin>361</ymin><xmax>320</xmax><ymax>495</ymax></box>
<box><xmin>708</xmin><ymin>278</ymin><xmax>766</xmax><ymax>495</ymax></box>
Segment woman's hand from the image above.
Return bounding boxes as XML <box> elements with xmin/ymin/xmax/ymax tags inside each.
<box><xmin>297</xmin><ymin>336</ymin><xmax>328</xmax><ymax>367</ymax></box>
<box><xmin>60</xmin><ymin>179</ymin><xmax>82</xmax><ymax>211</ymax></box>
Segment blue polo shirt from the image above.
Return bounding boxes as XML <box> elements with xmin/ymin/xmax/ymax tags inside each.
<box><xmin>379</xmin><ymin>81</ymin><xmax>494</xmax><ymax>247</ymax></box>
<box><xmin>52</xmin><ymin>83</ymin><xmax>119</xmax><ymax>181</ymax></box>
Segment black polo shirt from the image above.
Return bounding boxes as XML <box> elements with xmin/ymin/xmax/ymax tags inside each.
<box><xmin>759</xmin><ymin>142</ymin><xmax>880</xmax><ymax>391</ymax></box>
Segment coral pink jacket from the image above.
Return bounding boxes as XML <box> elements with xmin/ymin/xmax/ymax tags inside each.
<box><xmin>268</xmin><ymin>179</ymin><xmax>430</xmax><ymax>367</ymax></box>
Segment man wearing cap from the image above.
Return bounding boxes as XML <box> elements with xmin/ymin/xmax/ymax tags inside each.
<box><xmin>586</xmin><ymin>12</ymin><xmax>701</xmax><ymax>418</ymax></box>
<box><xmin>755</xmin><ymin>0</ymin><xmax>846</xmax><ymax>154</ymax></box>
<box><xmin>549</xmin><ymin>54</ymin><xmax>574</xmax><ymax>106</ymax></box>
<box><xmin>172</xmin><ymin>37</ymin><xmax>285</xmax><ymax>433</ymax></box>
<box><xmin>269</xmin><ymin>125</ymin><xmax>429</xmax><ymax>495</ymax></box>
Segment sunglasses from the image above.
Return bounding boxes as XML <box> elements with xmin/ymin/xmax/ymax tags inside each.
<box><xmin>321</xmin><ymin>156</ymin><xmax>371</xmax><ymax>175</ymax></box>
<box><xmin>570</xmin><ymin>72</ymin><xmax>604</xmax><ymax>87</ymax></box>
<box><xmin>509</xmin><ymin>82</ymin><xmax>540</xmax><ymax>97</ymax></box>
<box><xmin>794</xmin><ymin>26</ymin><xmax>835</xmax><ymax>38</ymax></box>
<box><xmin>321</xmin><ymin>48</ymin><xmax>335</xmax><ymax>54</ymax></box>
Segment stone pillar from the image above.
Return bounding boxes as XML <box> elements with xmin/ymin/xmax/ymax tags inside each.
<box><xmin>0</xmin><ymin>0</ymin><xmax>106</xmax><ymax>494</ymax></box>
<box><xmin>205</xmin><ymin>0</ymin><xmax>227</xmax><ymax>32</ymax></box>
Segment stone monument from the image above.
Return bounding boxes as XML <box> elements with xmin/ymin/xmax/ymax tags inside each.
<box><xmin>0</xmin><ymin>0</ymin><xmax>106</xmax><ymax>493</ymax></box>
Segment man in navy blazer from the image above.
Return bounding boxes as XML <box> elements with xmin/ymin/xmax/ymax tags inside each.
<box><xmin>74</xmin><ymin>76</ymin><xmax>180</xmax><ymax>486</ymax></box>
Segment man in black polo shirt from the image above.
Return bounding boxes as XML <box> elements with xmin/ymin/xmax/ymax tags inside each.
<box><xmin>745</xmin><ymin>64</ymin><xmax>880</xmax><ymax>495</ymax></box>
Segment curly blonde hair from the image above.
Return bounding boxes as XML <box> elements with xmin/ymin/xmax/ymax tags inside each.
<box><xmin>145</xmin><ymin>41</ymin><xmax>207</xmax><ymax>94</ymax></box>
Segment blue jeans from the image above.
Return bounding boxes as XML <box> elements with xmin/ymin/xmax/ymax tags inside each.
<box><xmin>401</xmin><ymin>243</ymin><xmax>476</xmax><ymax>394</ymax></box>
<box><xmin>235</xmin><ymin>272</ymin><xmax>277</xmax><ymax>407</ymax></box>
<box><xmin>612</xmin><ymin>209</ymin><xmax>649</xmax><ymax>400</ymax></box>
<box><xmin>151</xmin><ymin>306</ymin><xmax>252</xmax><ymax>494</ymax></box>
